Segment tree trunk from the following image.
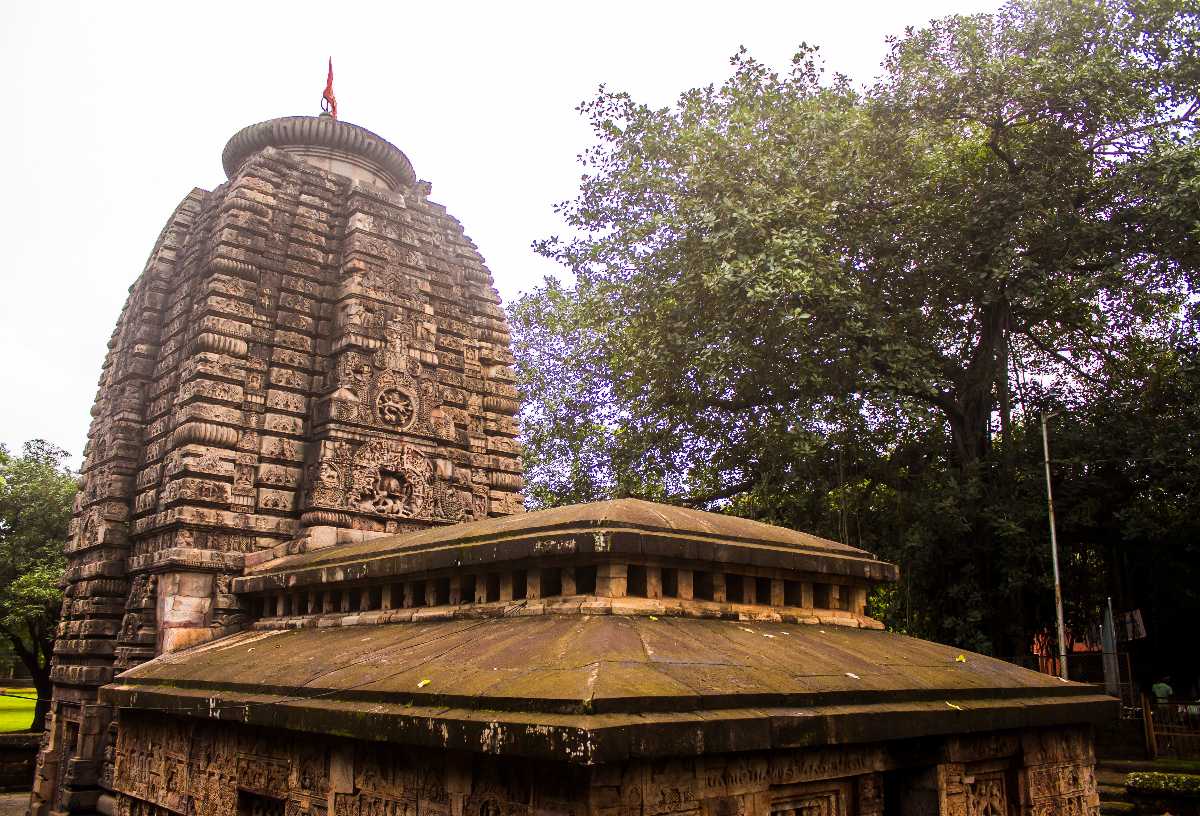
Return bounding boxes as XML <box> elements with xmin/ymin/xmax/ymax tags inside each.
<box><xmin>29</xmin><ymin>664</ymin><xmax>51</xmax><ymax>732</ymax></box>
<box><xmin>3</xmin><ymin>625</ymin><xmax>54</xmax><ymax>732</ymax></box>
<box><xmin>947</xmin><ymin>295</ymin><xmax>1011</xmax><ymax>469</ymax></box>
<box><xmin>946</xmin><ymin>397</ymin><xmax>993</xmax><ymax>467</ymax></box>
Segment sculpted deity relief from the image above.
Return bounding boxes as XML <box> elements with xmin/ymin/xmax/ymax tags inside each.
<box><xmin>304</xmin><ymin>308</ymin><xmax>492</xmax><ymax>527</ymax></box>
<box><xmin>964</xmin><ymin>773</ymin><xmax>1008</xmax><ymax>816</ymax></box>
<box><xmin>322</xmin><ymin>351</ymin><xmax>434</xmax><ymax>435</ymax></box>
<box><xmin>352</xmin><ymin>442</ymin><xmax>433</xmax><ymax>519</ymax></box>
<box><xmin>304</xmin><ymin>439</ymin><xmax>474</xmax><ymax>526</ymax></box>
<box><xmin>376</xmin><ymin>387</ymin><xmax>417</xmax><ymax>429</ymax></box>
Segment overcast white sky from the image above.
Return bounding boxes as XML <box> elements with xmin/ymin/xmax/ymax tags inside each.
<box><xmin>1</xmin><ymin>0</ymin><xmax>999</xmax><ymax>466</ymax></box>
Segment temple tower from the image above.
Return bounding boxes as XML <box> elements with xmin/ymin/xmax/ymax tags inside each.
<box><xmin>33</xmin><ymin>113</ymin><xmax>523</xmax><ymax>815</ymax></box>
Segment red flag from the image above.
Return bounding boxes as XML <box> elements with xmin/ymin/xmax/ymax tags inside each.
<box><xmin>322</xmin><ymin>57</ymin><xmax>337</xmax><ymax>119</ymax></box>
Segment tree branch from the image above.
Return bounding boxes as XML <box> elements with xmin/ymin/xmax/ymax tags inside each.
<box><xmin>699</xmin><ymin>387</ymin><xmax>806</xmax><ymax>413</ymax></box>
<box><xmin>1021</xmin><ymin>329</ymin><xmax>1107</xmax><ymax>387</ymax></box>
<box><xmin>678</xmin><ymin>476</ymin><xmax>761</xmax><ymax>508</ymax></box>
<box><xmin>1089</xmin><ymin>100</ymin><xmax>1200</xmax><ymax>152</ymax></box>
<box><xmin>987</xmin><ymin>122</ymin><xmax>1019</xmax><ymax>175</ymax></box>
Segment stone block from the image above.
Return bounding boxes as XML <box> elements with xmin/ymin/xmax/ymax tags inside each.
<box><xmin>306</xmin><ymin>526</ymin><xmax>338</xmax><ymax>551</ymax></box>
<box><xmin>580</xmin><ymin>598</ymin><xmax>612</xmax><ymax>615</ymax></box>
<box><xmin>852</xmin><ymin>585</ymin><xmax>868</xmax><ymax>616</ymax></box>
<box><xmin>770</xmin><ymin>578</ymin><xmax>785</xmax><ymax>607</ymax></box>
<box><xmin>677</xmin><ymin>569</ymin><xmax>694</xmax><ymax>600</ymax></box>
<box><xmin>645</xmin><ymin>566</ymin><xmax>663</xmax><ymax>599</ymax></box>
<box><xmin>611</xmin><ymin>597</ymin><xmax>665</xmax><ymax>617</ymax></box>
<box><xmin>597</xmin><ymin>563</ymin><xmax>627</xmax><ymax>598</ymax></box>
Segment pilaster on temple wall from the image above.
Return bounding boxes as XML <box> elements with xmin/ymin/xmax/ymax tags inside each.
<box><xmin>35</xmin><ymin>143</ymin><xmax>524</xmax><ymax>816</ymax></box>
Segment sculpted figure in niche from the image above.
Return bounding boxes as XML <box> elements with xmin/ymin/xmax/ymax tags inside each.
<box><xmin>317</xmin><ymin>460</ymin><xmax>341</xmax><ymax>486</ymax></box>
<box><xmin>339</xmin><ymin>300</ymin><xmax>365</xmax><ymax>329</ymax></box>
<box><xmin>432</xmin><ymin>482</ymin><xmax>467</xmax><ymax>523</ymax></box>
<box><xmin>119</xmin><ymin>613</ymin><xmax>142</xmax><ymax>642</ymax></box>
<box><xmin>376</xmin><ymin>388</ymin><xmax>416</xmax><ymax>429</ymax></box>
<box><xmin>358</xmin><ymin>467</ymin><xmax>422</xmax><ymax>518</ymax></box>
<box><xmin>966</xmin><ymin>776</ymin><xmax>1007</xmax><ymax>816</ymax></box>
<box><xmin>351</xmin><ymin>442</ymin><xmax>433</xmax><ymax>519</ymax></box>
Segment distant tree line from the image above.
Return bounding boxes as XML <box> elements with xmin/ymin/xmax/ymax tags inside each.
<box><xmin>511</xmin><ymin>0</ymin><xmax>1200</xmax><ymax>685</ymax></box>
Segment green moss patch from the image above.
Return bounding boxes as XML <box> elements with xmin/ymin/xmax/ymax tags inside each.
<box><xmin>1126</xmin><ymin>772</ymin><xmax>1200</xmax><ymax>798</ymax></box>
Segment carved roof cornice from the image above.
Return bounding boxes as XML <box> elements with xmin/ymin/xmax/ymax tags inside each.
<box><xmin>222</xmin><ymin>115</ymin><xmax>417</xmax><ymax>190</ymax></box>
<box><xmin>235</xmin><ymin>498</ymin><xmax>898</xmax><ymax>593</ymax></box>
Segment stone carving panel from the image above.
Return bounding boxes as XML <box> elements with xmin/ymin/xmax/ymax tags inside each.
<box><xmin>350</xmin><ymin>440</ymin><xmax>435</xmax><ymax>519</ymax></box>
<box><xmin>965</xmin><ymin>772</ymin><xmax>1007</xmax><ymax>816</ymax></box>
<box><xmin>301</xmin><ymin>437</ymin><xmax>476</xmax><ymax>528</ymax></box>
<box><xmin>769</xmin><ymin>787</ymin><xmax>846</xmax><ymax>816</ymax></box>
<box><xmin>105</xmin><ymin>716</ymin><xmax>1108</xmax><ymax>816</ymax></box>
<box><xmin>1024</xmin><ymin>763</ymin><xmax>1098</xmax><ymax>816</ymax></box>
<box><xmin>1021</xmin><ymin>727</ymin><xmax>1100</xmax><ymax>816</ymax></box>
<box><xmin>376</xmin><ymin>385</ymin><xmax>418</xmax><ymax>429</ymax></box>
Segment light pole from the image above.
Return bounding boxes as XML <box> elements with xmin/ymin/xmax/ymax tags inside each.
<box><xmin>1041</xmin><ymin>411</ymin><xmax>1068</xmax><ymax>680</ymax></box>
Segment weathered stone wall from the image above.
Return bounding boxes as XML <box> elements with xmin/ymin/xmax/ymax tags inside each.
<box><xmin>112</xmin><ymin>714</ymin><xmax>586</xmax><ymax>816</ymax></box>
<box><xmin>590</xmin><ymin>727</ymin><xmax>1099</xmax><ymax>816</ymax></box>
<box><xmin>107</xmin><ymin>713</ymin><xmax>1099</xmax><ymax>816</ymax></box>
<box><xmin>37</xmin><ymin>140</ymin><xmax>523</xmax><ymax>813</ymax></box>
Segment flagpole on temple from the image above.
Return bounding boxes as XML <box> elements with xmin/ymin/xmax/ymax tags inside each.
<box><xmin>321</xmin><ymin>57</ymin><xmax>338</xmax><ymax>119</ymax></box>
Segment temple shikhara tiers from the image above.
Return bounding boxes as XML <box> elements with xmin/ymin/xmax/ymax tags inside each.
<box><xmin>32</xmin><ymin>109</ymin><xmax>1114</xmax><ymax>816</ymax></box>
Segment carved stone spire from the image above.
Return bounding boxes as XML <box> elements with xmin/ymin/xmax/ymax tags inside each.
<box><xmin>31</xmin><ymin>115</ymin><xmax>522</xmax><ymax>816</ymax></box>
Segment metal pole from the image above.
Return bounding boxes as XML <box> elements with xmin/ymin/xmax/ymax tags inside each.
<box><xmin>1041</xmin><ymin>412</ymin><xmax>1068</xmax><ymax>680</ymax></box>
<box><xmin>1102</xmin><ymin>596</ymin><xmax>1120</xmax><ymax>698</ymax></box>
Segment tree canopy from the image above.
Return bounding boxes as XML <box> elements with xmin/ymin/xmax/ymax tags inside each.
<box><xmin>0</xmin><ymin>440</ymin><xmax>76</xmax><ymax>729</ymax></box>
<box><xmin>512</xmin><ymin>0</ymin><xmax>1200</xmax><ymax>669</ymax></box>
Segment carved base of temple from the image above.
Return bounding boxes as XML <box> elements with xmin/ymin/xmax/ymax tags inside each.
<box><xmin>105</xmin><ymin>713</ymin><xmax>1099</xmax><ymax>816</ymax></box>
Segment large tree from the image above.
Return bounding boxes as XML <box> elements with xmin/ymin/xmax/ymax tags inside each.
<box><xmin>0</xmin><ymin>440</ymin><xmax>75</xmax><ymax>730</ymax></box>
<box><xmin>514</xmin><ymin>0</ymin><xmax>1200</xmax><ymax>658</ymax></box>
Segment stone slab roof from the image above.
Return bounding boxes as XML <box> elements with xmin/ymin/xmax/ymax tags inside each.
<box><xmin>238</xmin><ymin>498</ymin><xmax>896</xmax><ymax>592</ymax></box>
<box><xmin>102</xmin><ymin>615</ymin><xmax>1112</xmax><ymax>763</ymax></box>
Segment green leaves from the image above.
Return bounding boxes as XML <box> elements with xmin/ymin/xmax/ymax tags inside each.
<box><xmin>514</xmin><ymin>0</ymin><xmax>1200</xmax><ymax>657</ymax></box>
<box><xmin>0</xmin><ymin>440</ymin><xmax>75</xmax><ymax>671</ymax></box>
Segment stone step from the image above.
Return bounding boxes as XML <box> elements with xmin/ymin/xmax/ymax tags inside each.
<box><xmin>1100</xmin><ymin>801</ymin><xmax>1135</xmax><ymax>816</ymax></box>
<box><xmin>1097</xmin><ymin>782</ymin><xmax>1129</xmax><ymax>802</ymax></box>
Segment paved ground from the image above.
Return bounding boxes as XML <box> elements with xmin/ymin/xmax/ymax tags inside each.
<box><xmin>0</xmin><ymin>792</ymin><xmax>27</xmax><ymax>816</ymax></box>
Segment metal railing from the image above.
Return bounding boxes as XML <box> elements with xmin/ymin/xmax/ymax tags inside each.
<box><xmin>1142</xmin><ymin>693</ymin><xmax>1200</xmax><ymax>759</ymax></box>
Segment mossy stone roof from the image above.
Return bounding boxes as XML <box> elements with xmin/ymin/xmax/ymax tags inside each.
<box><xmin>237</xmin><ymin>498</ymin><xmax>896</xmax><ymax>593</ymax></box>
<box><xmin>103</xmin><ymin>615</ymin><xmax>1113</xmax><ymax>763</ymax></box>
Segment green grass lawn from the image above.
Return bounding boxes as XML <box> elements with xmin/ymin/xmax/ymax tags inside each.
<box><xmin>0</xmin><ymin>688</ymin><xmax>36</xmax><ymax>732</ymax></box>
